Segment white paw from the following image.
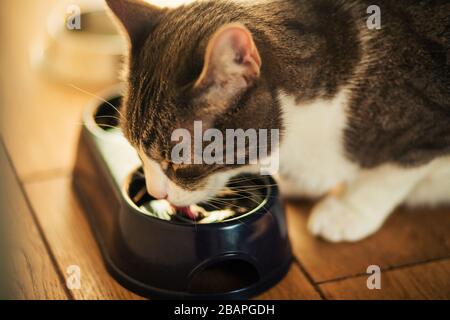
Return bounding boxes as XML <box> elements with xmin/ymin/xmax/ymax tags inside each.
<box><xmin>307</xmin><ymin>197</ymin><xmax>383</xmax><ymax>243</ymax></box>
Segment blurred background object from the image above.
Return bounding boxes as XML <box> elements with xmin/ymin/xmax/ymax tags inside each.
<box><xmin>31</xmin><ymin>0</ymin><xmax>125</xmax><ymax>87</ymax></box>
<box><xmin>30</xmin><ymin>0</ymin><xmax>196</xmax><ymax>87</ymax></box>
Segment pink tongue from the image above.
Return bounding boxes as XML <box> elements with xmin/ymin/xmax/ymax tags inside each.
<box><xmin>175</xmin><ymin>206</ymin><xmax>198</xmax><ymax>220</ymax></box>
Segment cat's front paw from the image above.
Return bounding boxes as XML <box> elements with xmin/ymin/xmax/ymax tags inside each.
<box><xmin>307</xmin><ymin>196</ymin><xmax>383</xmax><ymax>242</ymax></box>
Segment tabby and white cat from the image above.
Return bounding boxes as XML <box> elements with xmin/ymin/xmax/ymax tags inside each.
<box><xmin>106</xmin><ymin>0</ymin><xmax>450</xmax><ymax>242</ymax></box>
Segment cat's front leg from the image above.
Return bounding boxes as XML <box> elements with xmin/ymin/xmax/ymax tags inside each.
<box><xmin>307</xmin><ymin>163</ymin><xmax>434</xmax><ymax>242</ymax></box>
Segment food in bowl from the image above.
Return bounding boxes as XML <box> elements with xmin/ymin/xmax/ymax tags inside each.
<box><xmin>129</xmin><ymin>170</ymin><xmax>268</xmax><ymax>224</ymax></box>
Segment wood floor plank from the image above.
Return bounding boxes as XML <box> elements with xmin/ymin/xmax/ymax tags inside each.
<box><xmin>256</xmin><ymin>263</ymin><xmax>321</xmax><ymax>300</ymax></box>
<box><xmin>319</xmin><ymin>259</ymin><xmax>450</xmax><ymax>300</ymax></box>
<box><xmin>286</xmin><ymin>201</ymin><xmax>450</xmax><ymax>283</ymax></box>
<box><xmin>24</xmin><ymin>177</ymin><xmax>144</xmax><ymax>300</ymax></box>
<box><xmin>0</xmin><ymin>142</ymin><xmax>68</xmax><ymax>299</ymax></box>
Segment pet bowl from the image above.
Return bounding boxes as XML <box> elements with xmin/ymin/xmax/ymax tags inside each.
<box><xmin>73</xmin><ymin>90</ymin><xmax>292</xmax><ymax>299</ymax></box>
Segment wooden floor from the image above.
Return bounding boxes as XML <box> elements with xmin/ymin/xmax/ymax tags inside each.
<box><xmin>1</xmin><ymin>0</ymin><xmax>449</xmax><ymax>300</ymax></box>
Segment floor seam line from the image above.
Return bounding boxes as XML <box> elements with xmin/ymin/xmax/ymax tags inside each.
<box><xmin>316</xmin><ymin>255</ymin><xmax>450</xmax><ymax>285</ymax></box>
<box><xmin>293</xmin><ymin>256</ymin><xmax>327</xmax><ymax>300</ymax></box>
<box><xmin>21</xmin><ymin>169</ymin><xmax>72</xmax><ymax>184</ymax></box>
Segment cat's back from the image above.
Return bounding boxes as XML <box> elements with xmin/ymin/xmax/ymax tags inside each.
<box><xmin>344</xmin><ymin>0</ymin><xmax>450</xmax><ymax>168</ymax></box>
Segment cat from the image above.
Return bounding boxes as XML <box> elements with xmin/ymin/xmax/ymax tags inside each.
<box><xmin>106</xmin><ymin>0</ymin><xmax>450</xmax><ymax>242</ymax></box>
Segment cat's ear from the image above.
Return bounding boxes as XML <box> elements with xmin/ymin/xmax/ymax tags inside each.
<box><xmin>195</xmin><ymin>23</ymin><xmax>262</xmax><ymax>102</ymax></box>
<box><xmin>106</xmin><ymin>0</ymin><xmax>164</xmax><ymax>48</ymax></box>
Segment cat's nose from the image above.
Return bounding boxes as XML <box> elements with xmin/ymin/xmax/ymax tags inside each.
<box><xmin>146</xmin><ymin>181</ymin><xmax>168</xmax><ymax>200</ymax></box>
<box><xmin>151</xmin><ymin>191</ymin><xmax>168</xmax><ymax>200</ymax></box>
<box><xmin>147</xmin><ymin>187</ymin><xmax>168</xmax><ymax>200</ymax></box>
<box><xmin>141</xmin><ymin>159</ymin><xmax>168</xmax><ymax>200</ymax></box>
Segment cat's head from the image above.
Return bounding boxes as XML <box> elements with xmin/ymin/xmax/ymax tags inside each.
<box><xmin>107</xmin><ymin>0</ymin><xmax>281</xmax><ymax>206</ymax></box>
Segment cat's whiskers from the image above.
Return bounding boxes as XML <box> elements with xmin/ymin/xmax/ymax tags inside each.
<box><xmin>68</xmin><ymin>84</ymin><xmax>124</xmax><ymax>118</ymax></box>
<box><xmin>203</xmin><ymin>199</ymin><xmax>252</xmax><ymax>229</ymax></box>
<box><xmin>95</xmin><ymin>115</ymin><xmax>122</xmax><ymax>122</ymax></box>
<box><xmin>95</xmin><ymin>124</ymin><xmax>121</xmax><ymax>130</ymax></box>
<box><xmin>209</xmin><ymin>190</ymin><xmax>278</xmax><ymax>223</ymax></box>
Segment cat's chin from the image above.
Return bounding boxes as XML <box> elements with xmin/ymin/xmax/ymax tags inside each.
<box><xmin>166</xmin><ymin>176</ymin><xmax>227</xmax><ymax>207</ymax></box>
<box><xmin>167</xmin><ymin>187</ymin><xmax>225</xmax><ymax>207</ymax></box>
<box><xmin>167</xmin><ymin>191</ymin><xmax>213</xmax><ymax>207</ymax></box>
<box><xmin>166</xmin><ymin>169</ymin><xmax>248</xmax><ymax>207</ymax></box>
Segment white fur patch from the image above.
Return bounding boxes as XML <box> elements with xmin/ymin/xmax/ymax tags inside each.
<box><xmin>405</xmin><ymin>157</ymin><xmax>450</xmax><ymax>207</ymax></box>
<box><xmin>276</xmin><ymin>90</ymin><xmax>359</xmax><ymax>198</ymax></box>
<box><xmin>308</xmin><ymin>163</ymin><xmax>434</xmax><ymax>242</ymax></box>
